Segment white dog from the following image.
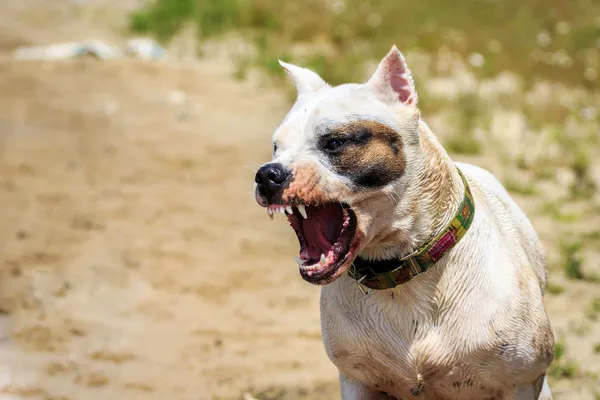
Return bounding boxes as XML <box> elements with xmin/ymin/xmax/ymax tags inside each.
<box><xmin>254</xmin><ymin>46</ymin><xmax>554</xmax><ymax>400</ymax></box>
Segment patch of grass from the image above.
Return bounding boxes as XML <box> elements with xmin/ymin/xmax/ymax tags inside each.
<box><xmin>444</xmin><ymin>136</ymin><xmax>482</xmax><ymax>155</ymax></box>
<box><xmin>545</xmin><ymin>282</ymin><xmax>565</xmax><ymax>295</ymax></box>
<box><xmin>554</xmin><ymin>340</ymin><xmax>566</xmax><ymax>361</ymax></box>
<box><xmin>538</xmin><ymin>202</ymin><xmax>581</xmax><ymax>222</ymax></box>
<box><xmin>585</xmin><ymin>230</ymin><xmax>600</xmax><ymax>242</ymax></box>
<box><xmin>129</xmin><ymin>0</ymin><xmax>600</xmax><ymax>88</ymax></box>
<box><xmin>503</xmin><ymin>178</ymin><xmax>537</xmax><ymax>196</ymax></box>
<box><xmin>442</xmin><ymin>93</ymin><xmax>486</xmax><ymax>155</ymax></box>
<box><xmin>588</xmin><ymin>298</ymin><xmax>600</xmax><ymax>321</ymax></box>
<box><xmin>130</xmin><ymin>0</ymin><xmax>196</xmax><ymax>42</ymax></box>
<box><xmin>550</xmin><ymin>360</ymin><xmax>579</xmax><ymax>379</ymax></box>
<box><xmin>592</xmin><ymin>298</ymin><xmax>600</xmax><ymax>313</ymax></box>
<box><xmin>560</xmin><ymin>239</ymin><xmax>585</xmax><ymax>280</ymax></box>
<box><xmin>549</xmin><ymin>339</ymin><xmax>578</xmax><ymax>379</ymax></box>
<box><xmin>570</xmin><ymin>149</ymin><xmax>597</xmax><ymax>199</ymax></box>
<box><xmin>594</xmin><ymin>343</ymin><xmax>600</xmax><ymax>354</ymax></box>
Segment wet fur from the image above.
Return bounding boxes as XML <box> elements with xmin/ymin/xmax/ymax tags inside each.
<box><xmin>321</xmin><ymin>122</ymin><xmax>554</xmax><ymax>399</ymax></box>
<box><xmin>258</xmin><ymin>49</ymin><xmax>554</xmax><ymax>399</ymax></box>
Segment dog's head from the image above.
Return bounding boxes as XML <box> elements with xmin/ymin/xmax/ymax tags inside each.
<box><xmin>255</xmin><ymin>46</ymin><xmax>425</xmax><ymax>285</ymax></box>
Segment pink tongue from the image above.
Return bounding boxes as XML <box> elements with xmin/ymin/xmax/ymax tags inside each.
<box><xmin>300</xmin><ymin>206</ymin><xmax>343</xmax><ymax>261</ymax></box>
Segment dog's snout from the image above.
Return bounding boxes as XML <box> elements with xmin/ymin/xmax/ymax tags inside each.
<box><xmin>255</xmin><ymin>163</ymin><xmax>291</xmax><ymax>202</ymax></box>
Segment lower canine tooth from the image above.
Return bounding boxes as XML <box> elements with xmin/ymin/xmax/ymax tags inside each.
<box><xmin>320</xmin><ymin>254</ymin><xmax>327</xmax><ymax>265</ymax></box>
<box><xmin>294</xmin><ymin>256</ymin><xmax>304</xmax><ymax>266</ymax></box>
<box><xmin>297</xmin><ymin>204</ymin><xmax>307</xmax><ymax>219</ymax></box>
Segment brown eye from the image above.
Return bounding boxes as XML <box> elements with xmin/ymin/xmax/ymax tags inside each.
<box><xmin>323</xmin><ymin>138</ymin><xmax>345</xmax><ymax>153</ymax></box>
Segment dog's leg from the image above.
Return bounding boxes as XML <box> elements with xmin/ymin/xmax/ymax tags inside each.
<box><xmin>339</xmin><ymin>373</ymin><xmax>395</xmax><ymax>400</ymax></box>
<box><xmin>514</xmin><ymin>375</ymin><xmax>553</xmax><ymax>400</ymax></box>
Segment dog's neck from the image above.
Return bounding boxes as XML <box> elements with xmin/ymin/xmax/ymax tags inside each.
<box><xmin>358</xmin><ymin>121</ymin><xmax>465</xmax><ymax>262</ymax></box>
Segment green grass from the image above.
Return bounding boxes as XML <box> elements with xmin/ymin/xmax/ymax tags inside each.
<box><xmin>550</xmin><ymin>361</ymin><xmax>578</xmax><ymax>379</ymax></box>
<box><xmin>444</xmin><ymin>136</ymin><xmax>482</xmax><ymax>155</ymax></box>
<box><xmin>560</xmin><ymin>239</ymin><xmax>585</xmax><ymax>280</ymax></box>
<box><xmin>546</xmin><ymin>282</ymin><xmax>565</xmax><ymax>295</ymax></box>
<box><xmin>130</xmin><ymin>0</ymin><xmax>196</xmax><ymax>42</ymax></box>
<box><xmin>589</xmin><ymin>298</ymin><xmax>600</xmax><ymax>321</ymax></box>
<box><xmin>538</xmin><ymin>202</ymin><xmax>581</xmax><ymax>222</ymax></box>
<box><xmin>503</xmin><ymin>178</ymin><xmax>537</xmax><ymax>196</ymax></box>
<box><xmin>570</xmin><ymin>150</ymin><xmax>597</xmax><ymax>199</ymax></box>
<box><xmin>554</xmin><ymin>340</ymin><xmax>566</xmax><ymax>361</ymax></box>
<box><xmin>129</xmin><ymin>0</ymin><xmax>600</xmax><ymax>89</ymax></box>
<box><xmin>550</xmin><ymin>339</ymin><xmax>578</xmax><ymax>379</ymax></box>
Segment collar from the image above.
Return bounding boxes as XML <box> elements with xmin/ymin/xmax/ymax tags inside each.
<box><xmin>348</xmin><ymin>167</ymin><xmax>475</xmax><ymax>293</ymax></box>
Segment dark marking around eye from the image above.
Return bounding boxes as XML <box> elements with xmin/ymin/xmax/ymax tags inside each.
<box><xmin>273</xmin><ymin>143</ymin><xmax>278</xmax><ymax>155</ymax></box>
<box><xmin>320</xmin><ymin>120</ymin><xmax>405</xmax><ymax>189</ymax></box>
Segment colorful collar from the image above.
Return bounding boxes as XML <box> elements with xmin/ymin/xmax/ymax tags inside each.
<box><xmin>348</xmin><ymin>168</ymin><xmax>475</xmax><ymax>293</ymax></box>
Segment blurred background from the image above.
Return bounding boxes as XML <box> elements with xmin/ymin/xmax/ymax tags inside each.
<box><xmin>0</xmin><ymin>0</ymin><xmax>598</xmax><ymax>399</ymax></box>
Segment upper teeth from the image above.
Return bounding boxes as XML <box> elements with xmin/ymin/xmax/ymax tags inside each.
<box><xmin>297</xmin><ymin>204</ymin><xmax>307</xmax><ymax>219</ymax></box>
<box><xmin>265</xmin><ymin>204</ymin><xmax>308</xmax><ymax>220</ymax></box>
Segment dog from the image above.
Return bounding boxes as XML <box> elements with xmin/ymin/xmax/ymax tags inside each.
<box><xmin>254</xmin><ymin>46</ymin><xmax>554</xmax><ymax>400</ymax></box>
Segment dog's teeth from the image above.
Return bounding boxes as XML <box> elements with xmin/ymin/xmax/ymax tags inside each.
<box><xmin>280</xmin><ymin>206</ymin><xmax>285</xmax><ymax>214</ymax></box>
<box><xmin>320</xmin><ymin>254</ymin><xmax>327</xmax><ymax>265</ymax></box>
<box><xmin>297</xmin><ymin>204</ymin><xmax>307</xmax><ymax>219</ymax></box>
<box><xmin>286</xmin><ymin>205</ymin><xmax>293</xmax><ymax>214</ymax></box>
<box><xmin>266</xmin><ymin>208</ymin><xmax>274</xmax><ymax>219</ymax></box>
<box><xmin>294</xmin><ymin>256</ymin><xmax>304</xmax><ymax>266</ymax></box>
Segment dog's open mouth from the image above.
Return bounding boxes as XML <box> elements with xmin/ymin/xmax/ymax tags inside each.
<box><xmin>267</xmin><ymin>202</ymin><xmax>358</xmax><ymax>284</ymax></box>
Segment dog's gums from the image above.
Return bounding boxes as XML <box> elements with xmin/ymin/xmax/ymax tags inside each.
<box><xmin>265</xmin><ymin>202</ymin><xmax>358</xmax><ymax>284</ymax></box>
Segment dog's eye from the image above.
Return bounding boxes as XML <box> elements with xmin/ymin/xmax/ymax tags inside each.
<box><xmin>323</xmin><ymin>138</ymin><xmax>345</xmax><ymax>153</ymax></box>
<box><xmin>273</xmin><ymin>143</ymin><xmax>278</xmax><ymax>155</ymax></box>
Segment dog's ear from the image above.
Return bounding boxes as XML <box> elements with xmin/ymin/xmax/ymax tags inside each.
<box><xmin>279</xmin><ymin>60</ymin><xmax>329</xmax><ymax>95</ymax></box>
<box><xmin>367</xmin><ymin>45</ymin><xmax>417</xmax><ymax>106</ymax></box>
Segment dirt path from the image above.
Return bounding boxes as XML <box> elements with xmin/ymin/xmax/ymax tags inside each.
<box><xmin>0</xmin><ymin>51</ymin><xmax>344</xmax><ymax>400</ymax></box>
<box><xmin>0</xmin><ymin>2</ymin><xmax>598</xmax><ymax>400</ymax></box>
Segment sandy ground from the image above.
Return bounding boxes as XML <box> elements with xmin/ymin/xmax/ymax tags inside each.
<box><xmin>0</xmin><ymin>2</ymin><xmax>598</xmax><ymax>400</ymax></box>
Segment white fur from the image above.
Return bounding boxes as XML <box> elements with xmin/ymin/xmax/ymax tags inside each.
<box><xmin>265</xmin><ymin>47</ymin><xmax>554</xmax><ymax>400</ymax></box>
<box><xmin>321</xmin><ymin>161</ymin><xmax>553</xmax><ymax>399</ymax></box>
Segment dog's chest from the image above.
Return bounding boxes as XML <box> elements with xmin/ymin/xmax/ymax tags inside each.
<box><xmin>320</xmin><ymin>282</ymin><xmax>506</xmax><ymax>399</ymax></box>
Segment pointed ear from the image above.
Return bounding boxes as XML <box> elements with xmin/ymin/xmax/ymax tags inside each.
<box><xmin>279</xmin><ymin>60</ymin><xmax>328</xmax><ymax>95</ymax></box>
<box><xmin>367</xmin><ymin>46</ymin><xmax>418</xmax><ymax>106</ymax></box>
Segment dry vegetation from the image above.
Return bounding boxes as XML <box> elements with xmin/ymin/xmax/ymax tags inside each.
<box><xmin>0</xmin><ymin>0</ymin><xmax>598</xmax><ymax>399</ymax></box>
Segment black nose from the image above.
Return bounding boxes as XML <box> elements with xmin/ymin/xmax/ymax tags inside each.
<box><xmin>255</xmin><ymin>163</ymin><xmax>291</xmax><ymax>202</ymax></box>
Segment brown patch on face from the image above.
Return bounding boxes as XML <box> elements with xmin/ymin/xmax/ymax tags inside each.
<box><xmin>281</xmin><ymin>164</ymin><xmax>329</xmax><ymax>204</ymax></box>
<box><xmin>321</xmin><ymin>120</ymin><xmax>405</xmax><ymax>189</ymax></box>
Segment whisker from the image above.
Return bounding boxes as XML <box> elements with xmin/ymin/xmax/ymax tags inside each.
<box><xmin>386</xmin><ymin>192</ymin><xmax>399</xmax><ymax>206</ymax></box>
<box><xmin>243</xmin><ymin>164</ymin><xmax>261</xmax><ymax>173</ymax></box>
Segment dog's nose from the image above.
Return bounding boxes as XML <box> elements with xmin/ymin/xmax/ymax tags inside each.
<box><xmin>255</xmin><ymin>163</ymin><xmax>291</xmax><ymax>202</ymax></box>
